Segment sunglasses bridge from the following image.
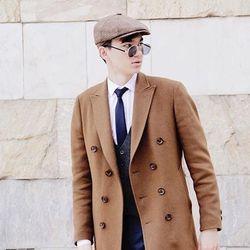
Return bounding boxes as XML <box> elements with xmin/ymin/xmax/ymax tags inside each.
<box><xmin>105</xmin><ymin>43</ymin><xmax>151</xmax><ymax>57</ymax></box>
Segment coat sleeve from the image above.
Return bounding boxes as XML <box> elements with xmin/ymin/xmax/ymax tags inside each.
<box><xmin>173</xmin><ymin>82</ymin><xmax>222</xmax><ymax>232</ymax></box>
<box><xmin>71</xmin><ymin>96</ymin><xmax>94</xmax><ymax>246</ymax></box>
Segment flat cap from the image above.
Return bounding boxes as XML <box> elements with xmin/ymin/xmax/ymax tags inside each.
<box><xmin>94</xmin><ymin>13</ymin><xmax>150</xmax><ymax>45</ymax></box>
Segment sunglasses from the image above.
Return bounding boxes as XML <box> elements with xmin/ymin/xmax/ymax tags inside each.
<box><xmin>104</xmin><ymin>42</ymin><xmax>151</xmax><ymax>57</ymax></box>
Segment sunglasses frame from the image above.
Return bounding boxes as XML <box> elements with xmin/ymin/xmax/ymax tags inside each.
<box><xmin>104</xmin><ymin>42</ymin><xmax>151</xmax><ymax>57</ymax></box>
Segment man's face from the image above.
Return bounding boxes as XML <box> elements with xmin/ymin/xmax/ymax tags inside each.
<box><xmin>104</xmin><ymin>35</ymin><xmax>144</xmax><ymax>76</ymax></box>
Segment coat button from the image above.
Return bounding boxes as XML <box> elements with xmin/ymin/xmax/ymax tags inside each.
<box><xmin>105</xmin><ymin>169</ymin><xmax>113</xmax><ymax>177</ymax></box>
<box><xmin>158</xmin><ymin>187</ymin><xmax>165</xmax><ymax>195</ymax></box>
<box><xmin>149</xmin><ymin>163</ymin><xmax>157</xmax><ymax>170</ymax></box>
<box><xmin>132</xmin><ymin>169</ymin><xmax>139</xmax><ymax>174</ymax></box>
<box><xmin>120</xmin><ymin>150</ymin><xmax>124</xmax><ymax>155</ymax></box>
<box><xmin>91</xmin><ymin>145</ymin><xmax>97</xmax><ymax>152</ymax></box>
<box><xmin>101</xmin><ymin>196</ymin><xmax>109</xmax><ymax>203</ymax></box>
<box><xmin>156</xmin><ymin>137</ymin><xmax>164</xmax><ymax>145</ymax></box>
<box><xmin>165</xmin><ymin>213</ymin><xmax>172</xmax><ymax>221</ymax></box>
<box><xmin>99</xmin><ymin>222</ymin><xmax>106</xmax><ymax>229</ymax></box>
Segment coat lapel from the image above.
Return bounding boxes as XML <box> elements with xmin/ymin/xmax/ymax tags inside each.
<box><xmin>130</xmin><ymin>72</ymin><xmax>156</xmax><ymax>163</ymax></box>
<box><xmin>90</xmin><ymin>80</ymin><xmax>118</xmax><ymax>173</ymax></box>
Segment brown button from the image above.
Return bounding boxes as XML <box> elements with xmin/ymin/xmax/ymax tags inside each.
<box><xmin>158</xmin><ymin>187</ymin><xmax>165</xmax><ymax>195</ymax></box>
<box><xmin>132</xmin><ymin>169</ymin><xmax>139</xmax><ymax>174</ymax></box>
<box><xmin>165</xmin><ymin>213</ymin><xmax>172</xmax><ymax>221</ymax></box>
<box><xmin>149</xmin><ymin>163</ymin><xmax>157</xmax><ymax>170</ymax></box>
<box><xmin>139</xmin><ymin>195</ymin><xmax>147</xmax><ymax>199</ymax></box>
<box><xmin>101</xmin><ymin>196</ymin><xmax>109</xmax><ymax>203</ymax></box>
<box><xmin>99</xmin><ymin>222</ymin><xmax>106</xmax><ymax>229</ymax></box>
<box><xmin>91</xmin><ymin>145</ymin><xmax>97</xmax><ymax>152</ymax></box>
<box><xmin>156</xmin><ymin>137</ymin><xmax>164</xmax><ymax>145</ymax></box>
<box><xmin>105</xmin><ymin>169</ymin><xmax>113</xmax><ymax>177</ymax></box>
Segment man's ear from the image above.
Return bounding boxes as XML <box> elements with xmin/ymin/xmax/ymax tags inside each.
<box><xmin>98</xmin><ymin>46</ymin><xmax>108</xmax><ymax>62</ymax></box>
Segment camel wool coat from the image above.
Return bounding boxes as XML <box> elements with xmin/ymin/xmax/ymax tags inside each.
<box><xmin>71</xmin><ymin>72</ymin><xmax>222</xmax><ymax>250</ymax></box>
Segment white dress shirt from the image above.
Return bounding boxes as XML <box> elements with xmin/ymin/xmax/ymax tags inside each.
<box><xmin>107</xmin><ymin>73</ymin><xmax>136</xmax><ymax>145</ymax></box>
<box><xmin>76</xmin><ymin>73</ymin><xmax>137</xmax><ymax>247</ymax></box>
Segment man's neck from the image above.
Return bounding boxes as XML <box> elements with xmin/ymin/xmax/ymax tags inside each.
<box><xmin>108</xmin><ymin>72</ymin><xmax>135</xmax><ymax>86</ymax></box>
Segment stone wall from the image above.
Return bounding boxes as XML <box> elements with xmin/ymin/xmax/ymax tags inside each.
<box><xmin>0</xmin><ymin>0</ymin><xmax>250</xmax><ymax>249</ymax></box>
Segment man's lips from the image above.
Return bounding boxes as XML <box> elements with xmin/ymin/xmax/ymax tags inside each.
<box><xmin>132</xmin><ymin>61</ymin><xmax>141</xmax><ymax>64</ymax></box>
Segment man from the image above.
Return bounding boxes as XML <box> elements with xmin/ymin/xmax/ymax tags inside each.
<box><xmin>71</xmin><ymin>13</ymin><xmax>222</xmax><ymax>250</ymax></box>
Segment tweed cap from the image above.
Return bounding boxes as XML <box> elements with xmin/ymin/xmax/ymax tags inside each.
<box><xmin>94</xmin><ymin>13</ymin><xmax>150</xmax><ymax>45</ymax></box>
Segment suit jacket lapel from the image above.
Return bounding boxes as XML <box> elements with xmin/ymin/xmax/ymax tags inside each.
<box><xmin>130</xmin><ymin>72</ymin><xmax>156</xmax><ymax>163</ymax></box>
<box><xmin>90</xmin><ymin>80</ymin><xmax>118</xmax><ymax>174</ymax></box>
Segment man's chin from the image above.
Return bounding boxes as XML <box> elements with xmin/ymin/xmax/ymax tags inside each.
<box><xmin>131</xmin><ymin>66</ymin><xmax>142</xmax><ymax>73</ymax></box>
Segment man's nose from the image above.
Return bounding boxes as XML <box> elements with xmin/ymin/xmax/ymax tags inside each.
<box><xmin>134</xmin><ymin>45</ymin><xmax>143</xmax><ymax>56</ymax></box>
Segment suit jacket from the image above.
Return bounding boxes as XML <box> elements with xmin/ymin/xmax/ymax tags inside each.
<box><xmin>71</xmin><ymin>72</ymin><xmax>222</xmax><ymax>250</ymax></box>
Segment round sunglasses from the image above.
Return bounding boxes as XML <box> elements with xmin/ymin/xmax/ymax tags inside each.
<box><xmin>104</xmin><ymin>42</ymin><xmax>151</xmax><ymax>57</ymax></box>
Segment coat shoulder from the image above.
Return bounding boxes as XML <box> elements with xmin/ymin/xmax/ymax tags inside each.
<box><xmin>75</xmin><ymin>81</ymin><xmax>105</xmax><ymax>102</ymax></box>
<box><xmin>145</xmin><ymin>73</ymin><xmax>183</xmax><ymax>91</ymax></box>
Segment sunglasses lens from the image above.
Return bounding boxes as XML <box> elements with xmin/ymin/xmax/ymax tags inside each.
<box><xmin>128</xmin><ymin>45</ymin><xmax>137</xmax><ymax>57</ymax></box>
<box><xmin>128</xmin><ymin>43</ymin><xmax>151</xmax><ymax>57</ymax></box>
<box><xmin>142</xmin><ymin>44</ymin><xmax>151</xmax><ymax>55</ymax></box>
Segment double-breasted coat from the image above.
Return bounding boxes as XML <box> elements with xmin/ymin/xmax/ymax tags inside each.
<box><xmin>71</xmin><ymin>72</ymin><xmax>222</xmax><ymax>250</ymax></box>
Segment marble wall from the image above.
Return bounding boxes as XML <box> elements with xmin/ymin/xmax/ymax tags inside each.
<box><xmin>0</xmin><ymin>0</ymin><xmax>250</xmax><ymax>249</ymax></box>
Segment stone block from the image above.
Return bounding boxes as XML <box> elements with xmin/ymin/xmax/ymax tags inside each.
<box><xmin>128</xmin><ymin>0</ymin><xmax>250</xmax><ymax>19</ymax></box>
<box><xmin>0</xmin><ymin>23</ymin><xmax>23</xmax><ymax>99</ymax></box>
<box><xmin>194</xmin><ymin>95</ymin><xmax>250</xmax><ymax>175</ymax></box>
<box><xmin>180</xmin><ymin>95</ymin><xmax>250</xmax><ymax>176</ymax></box>
<box><xmin>23</xmin><ymin>22</ymin><xmax>87</xmax><ymax>99</ymax></box>
<box><xmin>85</xmin><ymin>21</ymin><xmax>107</xmax><ymax>87</ymax></box>
<box><xmin>0</xmin><ymin>100</ymin><xmax>58</xmax><ymax>179</ymax></box>
<box><xmin>0</xmin><ymin>179</ymin><xmax>75</xmax><ymax>249</ymax></box>
<box><xmin>21</xmin><ymin>0</ymin><xmax>126</xmax><ymax>22</ymax></box>
<box><xmin>187</xmin><ymin>176</ymin><xmax>250</xmax><ymax>247</ymax></box>
<box><xmin>151</xmin><ymin>17</ymin><xmax>250</xmax><ymax>95</ymax></box>
<box><xmin>218</xmin><ymin>176</ymin><xmax>250</xmax><ymax>246</ymax></box>
<box><xmin>57</xmin><ymin>99</ymin><xmax>75</xmax><ymax>178</ymax></box>
<box><xmin>0</xmin><ymin>0</ymin><xmax>20</xmax><ymax>22</ymax></box>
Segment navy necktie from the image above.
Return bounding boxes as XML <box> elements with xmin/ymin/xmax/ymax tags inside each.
<box><xmin>114</xmin><ymin>87</ymin><xmax>129</xmax><ymax>146</ymax></box>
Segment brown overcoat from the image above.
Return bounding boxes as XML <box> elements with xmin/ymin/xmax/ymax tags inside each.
<box><xmin>71</xmin><ymin>72</ymin><xmax>222</xmax><ymax>250</ymax></box>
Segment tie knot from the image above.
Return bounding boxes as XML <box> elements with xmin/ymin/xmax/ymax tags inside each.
<box><xmin>114</xmin><ymin>87</ymin><xmax>128</xmax><ymax>98</ymax></box>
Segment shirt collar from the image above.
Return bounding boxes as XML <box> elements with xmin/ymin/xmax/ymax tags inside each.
<box><xmin>107</xmin><ymin>73</ymin><xmax>137</xmax><ymax>97</ymax></box>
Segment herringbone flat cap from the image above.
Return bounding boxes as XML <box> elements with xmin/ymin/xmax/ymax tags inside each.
<box><xmin>94</xmin><ymin>13</ymin><xmax>150</xmax><ymax>45</ymax></box>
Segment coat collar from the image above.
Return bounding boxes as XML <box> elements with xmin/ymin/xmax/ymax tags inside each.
<box><xmin>90</xmin><ymin>72</ymin><xmax>156</xmax><ymax>172</ymax></box>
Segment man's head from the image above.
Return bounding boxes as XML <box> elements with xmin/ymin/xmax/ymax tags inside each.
<box><xmin>93</xmin><ymin>14</ymin><xmax>151</xmax><ymax>77</ymax></box>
